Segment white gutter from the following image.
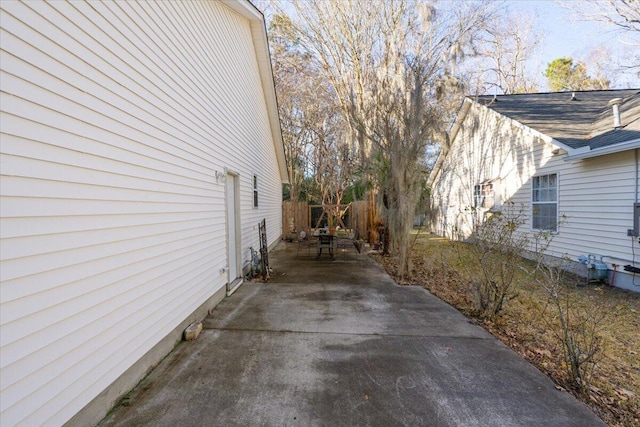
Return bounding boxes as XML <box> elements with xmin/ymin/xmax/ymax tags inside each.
<box><xmin>563</xmin><ymin>139</ymin><xmax>640</xmax><ymax>162</ymax></box>
<box><xmin>220</xmin><ymin>0</ymin><xmax>289</xmax><ymax>184</ymax></box>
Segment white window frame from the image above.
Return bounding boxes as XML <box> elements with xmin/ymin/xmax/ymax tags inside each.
<box><xmin>531</xmin><ymin>173</ymin><xmax>558</xmax><ymax>232</ymax></box>
<box><xmin>473</xmin><ymin>180</ymin><xmax>501</xmax><ymax>211</ymax></box>
<box><xmin>252</xmin><ymin>174</ymin><xmax>259</xmax><ymax>208</ymax></box>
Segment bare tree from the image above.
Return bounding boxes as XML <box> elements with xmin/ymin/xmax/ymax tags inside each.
<box><xmin>472</xmin><ymin>12</ymin><xmax>543</xmax><ymax>94</ymax></box>
<box><xmin>585</xmin><ymin>45</ymin><xmax>621</xmax><ymax>87</ymax></box>
<box><xmin>270</xmin><ymin>13</ymin><xmax>337</xmax><ymax>203</ymax></box>
<box><xmin>285</xmin><ymin>0</ymin><xmax>381</xmax><ymax>169</ymax></box>
<box><xmin>560</xmin><ymin>0</ymin><xmax>640</xmax><ymax>74</ymax></box>
<box><xmin>270</xmin><ymin>14</ymin><xmax>311</xmax><ymax>202</ymax></box>
<box><xmin>310</xmin><ymin>103</ymin><xmax>354</xmax><ymax>223</ymax></box>
<box><xmin>282</xmin><ymin>0</ymin><xmax>495</xmax><ymax>277</ymax></box>
<box><xmin>569</xmin><ymin>0</ymin><xmax>640</xmax><ymax>33</ymax></box>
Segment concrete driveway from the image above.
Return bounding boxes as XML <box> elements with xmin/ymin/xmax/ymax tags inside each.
<box><xmin>99</xmin><ymin>241</ymin><xmax>604</xmax><ymax>426</ymax></box>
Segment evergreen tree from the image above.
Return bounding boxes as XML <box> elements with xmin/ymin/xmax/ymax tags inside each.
<box><xmin>544</xmin><ymin>57</ymin><xmax>610</xmax><ymax>91</ymax></box>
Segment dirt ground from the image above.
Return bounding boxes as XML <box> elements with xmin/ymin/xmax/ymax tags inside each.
<box><xmin>373</xmin><ymin>233</ymin><xmax>640</xmax><ymax>427</ymax></box>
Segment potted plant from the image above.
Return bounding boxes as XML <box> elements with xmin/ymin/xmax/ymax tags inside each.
<box><xmin>328</xmin><ymin>215</ymin><xmax>337</xmax><ymax>235</ymax></box>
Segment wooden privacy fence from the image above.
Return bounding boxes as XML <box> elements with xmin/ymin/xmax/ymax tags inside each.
<box><xmin>349</xmin><ymin>200</ymin><xmax>368</xmax><ymax>240</ymax></box>
<box><xmin>283</xmin><ymin>200</ymin><xmax>369</xmax><ymax>240</ymax></box>
<box><xmin>282</xmin><ymin>201</ymin><xmax>309</xmax><ymax>239</ymax></box>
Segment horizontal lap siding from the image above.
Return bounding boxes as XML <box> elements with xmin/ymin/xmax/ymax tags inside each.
<box><xmin>547</xmin><ymin>152</ymin><xmax>637</xmax><ymax>263</ymax></box>
<box><xmin>0</xmin><ymin>1</ymin><xmax>282</xmax><ymax>425</ymax></box>
<box><xmin>432</xmin><ymin>102</ymin><xmax>638</xmax><ymax>273</ymax></box>
<box><xmin>504</xmin><ymin>140</ymin><xmax>636</xmax><ymax>264</ymax></box>
<box><xmin>432</xmin><ymin>106</ymin><xmax>519</xmax><ymax>237</ymax></box>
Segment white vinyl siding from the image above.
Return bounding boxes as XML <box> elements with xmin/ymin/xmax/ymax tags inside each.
<box><xmin>431</xmin><ymin>101</ymin><xmax>638</xmax><ymax>279</ymax></box>
<box><xmin>0</xmin><ymin>1</ymin><xmax>283</xmax><ymax>426</ymax></box>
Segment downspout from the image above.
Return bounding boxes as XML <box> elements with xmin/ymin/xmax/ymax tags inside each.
<box><xmin>634</xmin><ymin>148</ymin><xmax>640</xmax><ymax>203</ymax></box>
<box><xmin>634</xmin><ymin>148</ymin><xmax>639</xmax><ymax>288</ymax></box>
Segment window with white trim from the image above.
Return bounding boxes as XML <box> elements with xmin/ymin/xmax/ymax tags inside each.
<box><xmin>473</xmin><ymin>180</ymin><xmax>500</xmax><ymax>210</ymax></box>
<box><xmin>532</xmin><ymin>173</ymin><xmax>557</xmax><ymax>231</ymax></box>
<box><xmin>253</xmin><ymin>174</ymin><xmax>259</xmax><ymax>208</ymax></box>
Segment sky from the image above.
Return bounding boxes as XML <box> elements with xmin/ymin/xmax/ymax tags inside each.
<box><xmin>261</xmin><ymin>0</ymin><xmax>639</xmax><ymax>92</ymax></box>
<box><xmin>506</xmin><ymin>0</ymin><xmax>640</xmax><ymax>90</ymax></box>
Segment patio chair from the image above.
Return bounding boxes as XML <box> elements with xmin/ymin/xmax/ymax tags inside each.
<box><xmin>296</xmin><ymin>230</ymin><xmax>317</xmax><ymax>257</ymax></box>
<box><xmin>335</xmin><ymin>231</ymin><xmax>356</xmax><ymax>257</ymax></box>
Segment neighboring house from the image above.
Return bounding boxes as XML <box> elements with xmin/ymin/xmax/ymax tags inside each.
<box><xmin>0</xmin><ymin>1</ymin><xmax>287</xmax><ymax>426</ymax></box>
<box><xmin>429</xmin><ymin>89</ymin><xmax>640</xmax><ymax>291</ymax></box>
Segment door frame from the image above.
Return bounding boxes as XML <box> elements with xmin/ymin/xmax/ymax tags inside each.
<box><xmin>225</xmin><ymin>170</ymin><xmax>243</xmax><ymax>296</ymax></box>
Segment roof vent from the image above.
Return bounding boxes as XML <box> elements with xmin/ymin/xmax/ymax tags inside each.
<box><xmin>570</xmin><ymin>92</ymin><xmax>577</xmax><ymax>101</ymax></box>
<box><xmin>608</xmin><ymin>98</ymin><xmax>622</xmax><ymax>128</ymax></box>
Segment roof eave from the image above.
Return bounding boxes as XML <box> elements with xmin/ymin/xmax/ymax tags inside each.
<box><xmin>563</xmin><ymin>139</ymin><xmax>640</xmax><ymax>162</ymax></box>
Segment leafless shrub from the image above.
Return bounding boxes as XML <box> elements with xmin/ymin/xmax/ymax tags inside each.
<box><xmin>451</xmin><ymin>202</ymin><xmax>606</xmax><ymax>390</ymax></box>
<box><xmin>456</xmin><ymin>203</ymin><xmax>531</xmax><ymax>320</ymax></box>
<box><xmin>532</xmin><ymin>258</ymin><xmax>607</xmax><ymax>393</ymax></box>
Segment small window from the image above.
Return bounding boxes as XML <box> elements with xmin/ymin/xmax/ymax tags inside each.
<box><xmin>532</xmin><ymin>173</ymin><xmax>557</xmax><ymax>231</ymax></box>
<box><xmin>253</xmin><ymin>174</ymin><xmax>258</xmax><ymax>208</ymax></box>
<box><xmin>473</xmin><ymin>182</ymin><xmax>495</xmax><ymax>209</ymax></box>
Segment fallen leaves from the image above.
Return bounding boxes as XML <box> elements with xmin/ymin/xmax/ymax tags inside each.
<box><xmin>534</xmin><ymin>348</ymin><xmax>552</xmax><ymax>358</ymax></box>
<box><xmin>614</xmin><ymin>388</ymin><xmax>635</xmax><ymax>401</ymax></box>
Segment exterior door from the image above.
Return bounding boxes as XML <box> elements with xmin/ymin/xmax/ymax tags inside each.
<box><xmin>226</xmin><ymin>172</ymin><xmax>242</xmax><ymax>295</ymax></box>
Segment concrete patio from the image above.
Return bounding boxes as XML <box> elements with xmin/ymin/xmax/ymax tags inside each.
<box><xmin>98</xmin><ymin>241</ymin><xmax>604</xmax><ymax>426</ymax></box>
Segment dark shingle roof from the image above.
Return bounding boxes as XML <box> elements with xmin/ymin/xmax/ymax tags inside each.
<box><xmin>475</xmin><ymin>89</ymin><xmax>640</xmax><ymax>150</ymax></box>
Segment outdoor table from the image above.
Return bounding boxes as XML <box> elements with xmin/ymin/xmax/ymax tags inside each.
<box><xmin>317</xmin><ymin>234</ymin><xmax>334</xmax><ymax>258</ymax></box>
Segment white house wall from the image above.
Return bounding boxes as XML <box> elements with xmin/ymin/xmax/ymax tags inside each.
<box><xmin>431</xmin><ymin>102</ymin><xmax>639</xmax><ymax>289</ymax></box>
<box><xmin>432</xmin><ymin>103</ymin><xmax>543</xmax><ymax>238</ymax></box>
<box><xmin>0</xmin><ymin>1</ymin><xmax>283</xmax><ymax>426</ymax></box>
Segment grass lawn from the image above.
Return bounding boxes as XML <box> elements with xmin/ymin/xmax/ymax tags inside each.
<box><xmin>373</xmin><ymin>232</ymin><xmax>640</xmax><ymax>427</ymax></box>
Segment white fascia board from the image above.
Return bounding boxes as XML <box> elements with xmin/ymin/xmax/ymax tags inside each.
<box><xmin>563</xmin><ymin>138</ymin><xmax>640</xmax><ymax>162</ymax></box>
<box><xmin>220</xmin><ymin>0</ymin><xmax>289</xmax><ymax>184</ymax></box>
<box><xmin>427</xmin><ymin>98</ymin><xmax>472</xmax><ymax>187</ymax></box>
<box><xmin>220</xmin><ymin>0</ymin><xmax>263</xmax><ymax>20</ymax></box>
<box><xmin>447</xmin><ymin>98</ymin><xmax>474</xmax><ymax>145</ymax></box>
<box><xmin>548</xmin><ymin>139</ymin><xmax>576</xmax><ymax>154</ymax></box>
